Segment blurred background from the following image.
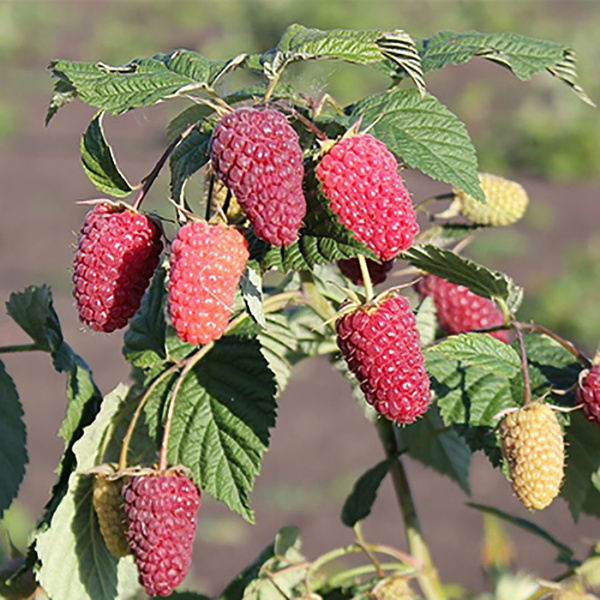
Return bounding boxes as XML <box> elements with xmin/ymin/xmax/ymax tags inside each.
<box><xmin>0</xmin><ymin>0</ymin><xmax>599</xmax><ymax>596</ymax></box>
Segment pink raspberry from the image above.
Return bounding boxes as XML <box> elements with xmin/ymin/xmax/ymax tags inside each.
<box><xmin>415</xmin><ymin>275</ymin><xmax>509</xmax><ymax>343</ymax></box>
<box><xmin>316</xmin><ymin>134</ymin><xmax>418</xmax><ymax>261</ymax></box>
<box><xmin>72</xmin><ymin>203</ymin><xmax>163</xmax><ymax>332</ymax></box>
<box><xmin>336</xmin><ymin>294</ymin><xmax>431</xmax><ymax>423</ymax></box>
<box><xmin>576</xmin><ymin>364</ymin><xmax>600</xmax><ymax>427</ymax></box>
<box><xmin>210</xmin><ymin>107</ymin><xmax>306</xmax><ymax>246</ymax></box>
<box><xmin>123</xmin><ymin>471</ymin><xmax>201</xmax><ymax>597</ymax></box>
<box><xmin>168</xmin><ymin>221</ymin><xmax>249</xmax><ymax>345</ymax></box>
<box><xmin>337</xmin><ymin>257</ymin><xmax>394</xmax><ymax>286</ymax></box>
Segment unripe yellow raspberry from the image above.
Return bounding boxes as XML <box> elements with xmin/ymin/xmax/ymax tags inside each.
<box><xmin>455</xmin><ymin>173</ymin><xmax>529</xmax><ymax>226</ymax></box>
<box><xmin>370</xmin><ymin>575</ymin><xmax>416</xmax><ymax>600</ymax></box>
<box><xmin>499</xmin><ymin>401</ymin><xmax>565</xmax><ymax>511</ymax></box>
<box><xmin>92</xmin><ymin>474</ymin><xmax>130</xmax><ymax>558</ymax></box>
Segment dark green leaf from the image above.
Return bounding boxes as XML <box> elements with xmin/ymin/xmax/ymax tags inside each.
<box><xmin>144</xmin><ymin>336</ymin><xmax>277</xmax><ymax>522</ymax></box>
<box><xmin>0</xmin><ymin>361</ymin><xmax>27</xmax><ymax>520</ymax></box>
<box><xmin>351</xmin><ymin>89</ymin><xmax>484</xmax><ymax>203</ymax></box>
<box><xmin>402</xmin><ymin>244</ymin><xmax>522</xmax><ymax>311</ymax></box>
<box><xmin>6</xmin><ymin>285</ymin><xmax>63</xmax><ymax>353</ymax></box>
<box><xmin>80</xmin><ymin>112</ymin><xmax>132</xmax><ymax>197</ymax></box>
<box><xmin>240</xmin><ymin>266</ymin><xmax>266</xmax><ymax>329</ymax></box>
<box><xmin>167</xmin><ymin>104</ymin><xmax>215</xmax><ymax>143</ymax></box>
<box><xmin>123</xmin><ymin>265</ymin><xmax>167</xmax><ymax>370</ymax></box>
<box><xmin>396</xmin><ymin>407</ymin><xmax>471</xmax><ymax>494</ymax></box>
<box><xmin>217</xmin><ymin>543</ymin><xmax>275</xmax><ymax>600</ymax></box>
<box><xmin>341</xmin><ymin>458</ymin><xmax>393</xmax><ymax>527</ymax></box>
<box><xmin>375</xmin><ymin>30</ymin><xmax>426</xmax><ymax>95</ymax></box>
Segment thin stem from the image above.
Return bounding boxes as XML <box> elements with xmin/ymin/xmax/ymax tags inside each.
<box><xmin>0</xmin><ymin>343</ymin><xmax>42</xmax><ymax>354</ymax></box>
<box><xmin>354</xmin><ymin>523</ymin><xmax>385</xmax><ymax>578</ymax></box>
<box><xmin>205</xmin><ymin>172</ymin><xmax>216</xmax><ymax>221</ymax></box>
<box><xmin>357</xmin><ymin>255</ymin><xmax>374</xmax><ymax>302</ymax></box>
<box><xmin>299</xmin><ymin>271</ymin><xmax>336</xmax><ymax>323</ymax></box>
<box><xmin>518</xmin><ymin>322</ymin><xmax>592</xmax><ymax>368</ymax></box>
<box><xmin>132</xmin><ymin>124</ymin><xmax>196</xmax><ymax>211</ymax></box>
<box><xmin>376</xmin><ymin>419</ymin><xmax>446</xmax><ymax>600</ymax></box>
<box><xmin>305</xmin><ymin>544</ymin><xmax>361</xmax><ymax>592</ymax></box>
<box><xmin>514</xmin><ymin>323</ymin><xmax>532</xmax><ymax>405</ymax></box>
<box><xmin>263</xmin><ymin>71</ymin><xmax>283</xmax><ymax>102</ymax></box>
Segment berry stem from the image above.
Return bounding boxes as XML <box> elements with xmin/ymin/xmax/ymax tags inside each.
<box><xmin>376</xmin><ymin>419</ymin><xmax>446</xmax><ymax>600</ymax></box>
<box><xmin>299</xmin><ymin>271</ymin><xmax>336</xmax><ymax>324</ymax></box>
<box><xmin>354</xmin><ymin>523</ymin><xmax>385</xmax><ymax>578</ymax></box>
<box><xmin>518</xmin><ymin>322</ymin><xmax>592</xmax><ymax>368</ymax></box>
<box><xmin>357</xmin><ymin>255</ymin><xmax>374</xmax><ymax>302</ymax></box>
<box><xmin>263</xmin><ymin>71</ymin><xmax>283</xmax><ymax>102</ymax></box>
<box><xmin>0</xmin><ymin>343</ymin><xmax>42</xmax><ymax>354</ymax></box>
<box><xmin>514</xmin><ymin>323</ymin><xmax>532</xmax><ymax>405</ymax></box>
<box><xmin>132</xmin><ymin>123</ymin><xmax>196</xmax><ymax>211</ymax></box>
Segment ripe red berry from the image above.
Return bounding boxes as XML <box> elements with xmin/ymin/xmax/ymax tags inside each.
<box><xmin>72</xmin><ymin>203</ymin><xmax>163</xmax><ymax>332</ymax></box>
<box><xmin>336</xmin><ymin>294</ymin><xmax>431</xmax><ymax>424</ymax></box>
<box><xmin>210</xmin><ymin>107</ymin><xmax>306</xmax><ymax>246</ymax></box>
<box><xmin>122</xmin><ymin>471</ymin><xmax>201</xmax><ymax>597</ymax></box>
<box><xmin>415</xmin><ymin>275</ymin><xmax>509</xmax><ymax>343</ymax></box>
<box><xmin>316</xmin><ymin>134</ymin><xmax>418</xmax><ymax>261</ymax></box>
<box><xmin>337</xmin><ymin>257</ymin><xmax>394</xmax><ymax>286</ymax></box>
<box><xmin>168</xmin><ymin>221</ymin><xmax>249</xmax><ymax>345</ymax></box>
<box><xmin>576</xmin><ymin>364</ymin><xmax>600</xmax><ymax>426</ymax></box>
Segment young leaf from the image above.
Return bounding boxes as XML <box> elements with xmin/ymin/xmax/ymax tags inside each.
<box><xmin>351</xmin><ymin>89</ymin><xmax>485</xmax><ymax>203</ymax></box>
<box><xmin>80</xmin><ymin>112</ymin><xmax>132</xmax><ymax>197</ymax></box>
<box><xmin>240</xmin><ymin>266</ymin><xmax>266</xmax><ymax>329</ymax></box>
<box><xmin>0</xmin><ymin>361</ymin><xmax>27</xmax><ymax>520</ymax></box>
<box><xmin>341</xmin><ymin>458</ymin><xmax>393</xmax><ymax>527</ymax></box>
<box><xmin>123</xmin><ymin>265</ymin><xmax>167</xmax><ymax>370</ymax></box>
<box><xmin>419</xmin><ymin>31</ymin><xmax>594</xmax><ymax>105</ymax></box>
<box><xmin>415</xmin><ymin>296</ymin><xmax>437</xmax><ymax>348</ymax></box>
<box><xmin>36</xmin><ymin>387</ymin><xmax>141</xmax><ymax>600</ymax></box>
<box><xmin>144</xmin><ymin>336</ymin><xmax>277</xmax><ymax>522</ymax></box>
<box><xmin>395</xmin><ymin>407</ymin><xmax>471</xmax><ymax>494</ymax></box>
<box><xmin>402</xmin><ymin>244</ymin><xmax>523</xmax><ymax>312</ymax></box>
<box><xmin>6</xmin><ymin>285</ymin><xmax>63</xmax><ymax>353</ymax></box>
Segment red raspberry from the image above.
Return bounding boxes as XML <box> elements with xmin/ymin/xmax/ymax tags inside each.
<box><xmin>168</xmin><ymin>221</ymin><xmax>249</xmax><ymax>345</ymax></box>
<box><xmin>316</xmin><ymin>134</ymin><xmax>418</xmax><ymax>261</ymax></box>
<box><xmin>336</xmin><ymin>294</ymin><xmax>431</xmax><ymax>423</ymax></box>
<box><xmin>576</xmin><ymin>364</ymin><xmax>600</xmax><ymax>426</ymax></box>
<box><xmin>337</xmin><ymin>257</ymin><xmax>394</xmax><ymax>286</ymax></box>
<box><xmin>72</xmin><ymin>203</ymin><xmax>163</xmax><ymax>332</ymax></box>
<box><xmin>415</xmin><ymin>275</ymin><xmax>509</xmax><ymax>343</ymax></box>
<box><xmin>210</xmin><ymin>107</ymin><xmax>306</xmax><ymax>246</ymax></box>
<box><xmin>122</xmin><ymin>471</ymin><xmax>201</xmax><ymax>597</ymax></box>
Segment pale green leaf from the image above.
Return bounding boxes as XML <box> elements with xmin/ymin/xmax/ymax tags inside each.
<box><xmin>240</xmin><ymin>267</ymin><xmax>266</xmax><ymax>329</ymax></box>
<box><xmin>351</xmin><ymin>89</ymin><xmax>484</xmax><ymax>203</ymax></box>
<box><xmin>0</xmin><ymin>361</ymin><xmax>27</xmax><ymax>520</ymax></box>
<box><xmin>415</xmin><ymin>296</ymin><xmax>437</xmax><ymax>347</ymax></box>
<box><xmin>80</xmin><ymin>112</ymin><xmax>132</xmax><ymax>197</ymax></box>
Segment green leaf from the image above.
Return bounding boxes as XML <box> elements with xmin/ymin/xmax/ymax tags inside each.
<box><xmin>415</xmin><ymin>296</ymin><xmax>437</xmax><ymax>348</ymax></box>
<box><xmin>6</xmin><ymin>285</ymin><xmax>63</xmax><ymax>353</ymax></box>
<box><xmin>123</xmin><ymin>265</ymin><xmax>167</xmax><ymax>370</ymax></box>
<box><xmin>0</xmin><ymin>361</ymin><xmax>27</xmax><ymax>520</ymax></box>
<box><xmin>402</xmin><ymin>244</ymin><xmax>523</xmax><ymax>311</ymax></box>
<box><xmin>428</xmin><ymin>333</ymin><xmax>521</xmax><ymax>378</ymax></box>
<box><xmin>240</xmin><ymin>267</ymin><xmax>266</xmax><ymax>329</ymax></box>
<box><xmin>167</xmin><ymin>104</ymin><xmax>215</xmax><ymax>143</ymax></box>
<box><xmin>47</xmin><ymin>49</ymin><xmax>214</xmax><ymax>119</ymax></box>
<box><xmin>467</xmin><ymin>502</ymin><xmax>574</xmax><ymax>563</ymax></box>
<box><xmin>144</xmin><ymin>336</ymin><xmax>277</xmax><ymax>522</ymax></box>
<box><xmin>562</xmin><ymin>413</ymin><xmax>600</xmax><ymax>521</ymax></box>
<box><xmin>36</xmin><ymin>387</ymin><xmax>141</xmax><ymax>600</ymax></box>
<box><xmin>341</xmin><ymin>458</ymin><xmax>393</xmax><ymax>527</ymax></box>
<box><xmin>169</xmin><ymin>122</ymin><xmax>212</xmax><ymax>202</ymax></box>
<box><xmin>419</xmin><ymin>30</ymin><xmax>594</xmax><ymax>105</ymax></box>
<box><xmin>351</xmin><ymin>89</ymin><xmax>484</xmax><ymax>203</ymax></box>
<box><xmin>273</xmin><ymin>526</ymin><xmax>304</xmax><ymax>562</ymax></box>
<box><xmin>80</xmin><ymin>112</ymin><xmax>132</xmax><ymax>197</ymax></box>
<box><xmin>396</xmin><ymin>407</ymin><xmax>471</xmax><ymax>494</ymax></box>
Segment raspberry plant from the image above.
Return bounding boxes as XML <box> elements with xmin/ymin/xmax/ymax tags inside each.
<box><xmin>0</xmin><ymin>24</ymin><xmax>599</xmax><ymax>600</ymax></box>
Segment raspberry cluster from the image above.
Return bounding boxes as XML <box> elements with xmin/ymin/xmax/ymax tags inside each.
<box><xmin>72</xmin><ymin>203</ymin><xmax>163</xmax><ymax>332</ymax></box>
<box><xmin>336</xmin><ymin>294</ymin><xmax>431</xmax><ymax>424</ymax></box>
<box><xmin>415</xmin><ymin>275</ymin><xmax>509</xmax><ymax>343</ymax></box>
<box><xmin>210</xmin><ymin>107</ymin><xmax>306</xmax><ymax>246</ymax></box>
<box><xmin>122</xmin><ymin>472</ymin><xmax>201</xmax><ymax>597</ymax></box>
<box><xmin>316</xmin><ymin>134</ymin><xmax>418</xmax><ymax>261</ymax></box>
<box><xmin>576</xmin><ymin>364</ymin><xmax>600</xmax><ymax>426</ymax></box>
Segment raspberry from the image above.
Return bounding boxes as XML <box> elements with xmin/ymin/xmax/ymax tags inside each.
<box><xmin>371</xmin><ymin>575</ymin><xmax>415</xmax><ymax>600</ymax></box>
<box><xmin>576</xmin><ymin>364</ymin><xmax>600</xmax><ymax>427</ymax></box>
<box><xmin>337</xmin><ymin>257</ymin><xmax>394</xmax><ymax>286</ymax></box>
<box><xmin>336</xmin><ymin>294</ymin><xmax>431</xmax><ymax>424</ymax></box>
<box><xmin>122</xmin><ymin>470</ymin><xmax>201</xmax><ymax>597</ymax></box>
<box><xmin>72</xmin><ymin>202</ymin><xmax>163</xmax><ymax>332</ymax></box>
<box><xmin>415</xmin><ymin>275</ymin><xmax>509</xmax><ymax>343</ymax></box>
<box><xmin>168</xmin><ymin>221</ymin><xmax>249</xmax><ymax>345</ymax></box>
<box><xmin>92</xmin><ymin>474</ymin><xmax>130</xmax><ymax>558</ymax></box>
<box><xmin>499</xmin><ymin>402</ymin><xmax>564</xmax><ymax>511</ymax></box>
<box><xmin>455</xmin><ymin>173</ymin><xmax>529</xmax><ymax>226</ymax></box>
<box><xmin>316</xmin><ymin>134</ymin><xmax>418</xmax><ymax>261</ymax></box>
<box><xmin>210</xmin><ymin>107</ymin><xmax>306</xmax><ymax>246</ymax></box>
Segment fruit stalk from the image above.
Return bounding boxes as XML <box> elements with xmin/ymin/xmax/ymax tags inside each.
<box><xmin>0</xmin><ymin>343</ymin><xmax>41</xmax><ymax>354</ymax></box>
<box><xmin>357</xmin><ymin>255</ymin><xmax>374</xmax><ymax>301</ymax></box>
<box><xmin>514</xmin><ymin>323</ymin><xmax>532</xmax><ymax>405</ymax></box>
<box><xmin>376</xmin><ymin>419</ymin><xmax>446</xmax><ymax>600</ymax></box>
